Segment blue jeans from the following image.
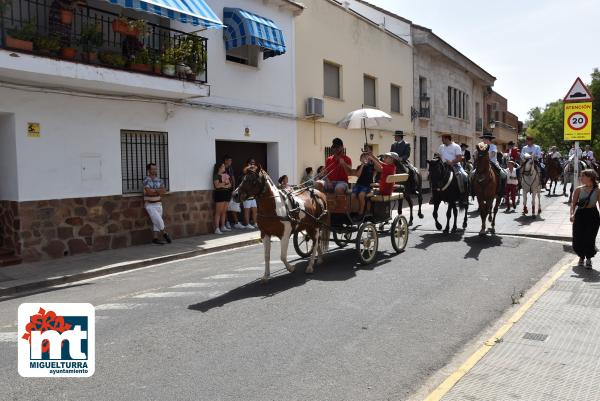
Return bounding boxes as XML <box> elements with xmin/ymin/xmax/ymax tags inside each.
<box><xmin>352</xmin><ymin>184</ymin><xmax>371</xmax><ymax>194</ymax></box>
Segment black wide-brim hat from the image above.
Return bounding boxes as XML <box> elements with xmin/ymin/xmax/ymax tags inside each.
<box><xmin>394</xmin><ymin>130</ymin><xmax>404</xmax><ymax>137</ymax></box>
<box><xmin>460</xmin><ymin>143</ymin><xmax>469</xmax><ymax>148</ymax></box>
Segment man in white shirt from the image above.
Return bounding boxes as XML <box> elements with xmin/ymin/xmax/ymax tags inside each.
<box><xmin>478</xmin><ymin>133</ymin><xmax>507</xmax><ymax>190</ymax></box>
<box><xmin>584</xmin><ymin>145</ymin><xmax>595</xmax><ymax>161</ymax></box>
<box><xmin>568</xmin><ymin>143</ymin><xmax>583</xmax><ymax>159</ymax></box>
<box><xmin>521</xmin><ymin>135</ymin><xmax>544</xmax><ymax>176</ymax></box>
<box><xmin>549</xmin><ymin>146</ymin><xmax>562</xmax><ymax>159</ymax></box>
<box><xmin>437</xmin><ymin>134</ymin><xmax>468</xmax><ymax>203</ymax></box>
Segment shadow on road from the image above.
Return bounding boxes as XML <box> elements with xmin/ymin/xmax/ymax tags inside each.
<box><xmin>187</xmin><ymin>248</ymin><xmax>392</xmax><ymax>313</ymax></box>
<box><xmin>0</xmin><ymin>283</ymin><xmax>93</xmax><ymax>302</ymax></box>
<box><xmin>463</xmin><ymin>234</ymin><xmax>503</xmax><ymax>260</ymax></box>
<box><xmin>514</xmin><ymin>214</ymin><xmax>545</xmax><ymax>226</ymax></box>
<box><xmin>413</xmin><ymin>232</ymin><xmax>464</xmax><ymax>251</ymax></box>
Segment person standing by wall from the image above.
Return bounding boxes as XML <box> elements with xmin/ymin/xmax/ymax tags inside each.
<box><xmin>223</xmin><ymin>155</ymin><xmax>244</xmax><ymax>229</ymax></box>
<box><xmin>571</xmin><ymin>169</ymin><xmax>600</xmax><ymax>268</ymax></box>
<box><xmin>143</xmin><ymin>163</ymin><xmax>172</xmax><ymax>245</ymax></box>
<box><xmin>213</xmin><ymin>162</ymin><xmax>233</xmax><ymax>235</ymax></box>
<box><xmin>242</xmin><ymin>158</ymin><xmax>259</xmax><ymax>229</ymax></box>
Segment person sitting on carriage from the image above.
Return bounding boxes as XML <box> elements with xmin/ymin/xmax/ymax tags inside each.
<box><xmin>390</xmin><ymin>130</ymin><xmax>418</xmax><ymax>188</ymax></box>
<box><xmin>521</xmin><ymin>135</ymin><xmax>544</xmax><ymax>176</ymax></box>
<box><xmin>352</xmin><ymin>146</ymin><xmax>376</xmax><ymax>216</ymax></box>
<box><xmin>363</xmin><ymin>152</ymin><xmax>398</xmax><ymax>196</ymax></box>
<box><xmin>316</xmin><ymin>137</ymin><xmax>352</xmax><ymax>194</ymax></box>
<box><xmin>437</xmin><ymin>134</ymin><xmax>468</xmax><ymax>205</ymax></box>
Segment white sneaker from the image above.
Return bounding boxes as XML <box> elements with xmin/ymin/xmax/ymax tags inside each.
<box><xmin>214</xmin><ymin>228</ymin><xmax>223</xmax><ymax>235</ymax></box>
<box><xmin>244</xmin><ymin>224</ymin><xmax>253</xmax><ymax>229</ymax></box>
<box><xmin>221</xmin><ymin>226</ymin><xmax>231</xmax><ymax>232</ymax></box>
<box><xmin>251</xmin><ymin>224</ymin><xmax>259</xmax><ymax>230</ymax></box>
<box><xmin>234</xmin><ymin>223</ymin><xmax>245</xmax><ymax>229</ymax></box>
<box><xmin>225</xmin><ymin>222</ymin><xmax>231</xmax><ymax>230</ymax></box>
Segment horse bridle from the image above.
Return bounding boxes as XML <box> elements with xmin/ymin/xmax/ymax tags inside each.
<box><xmin>521</xmin><ymin>158</ymin><xmax>539</xmax><ymax>188</ymax></box>
<box><xmin>431</xmin><ymin>161</ymin><xmax>454</xmax><ymax>192</ymax></box>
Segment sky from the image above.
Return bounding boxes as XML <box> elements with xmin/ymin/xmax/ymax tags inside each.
<box><xmin>369</xmin><ymin>0</ymin><xmax>600</xmax><ymax>121</ymax></box>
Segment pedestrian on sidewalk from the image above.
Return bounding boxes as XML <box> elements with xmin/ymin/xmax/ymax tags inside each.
<box><xmin>143</xmin><ymin>163</ymin><xmax>172</xmax><ymax>245</ymax></box>
<box><xmin>505</xmin><ymin>161</ymin><xmax>518</xmax><ymax>212</ymax></box>
<box><xmin>242</xmin><ymin>158</ymin><xmax>259</xmax><ymax>229</ymax></box>
<box><xmin>213</xmin><ymin>162</ymin><xmax>233</xmax><ymax>235</ymax></box>
<box><xmin>223</xmin><ymin>155</ymin><xmax>245</xmax><ymax>229</ymax></box>
<box><xmin>570</xmin><ymin>169</ymin><xmax>600</xmax><ymax>268</ymax></box>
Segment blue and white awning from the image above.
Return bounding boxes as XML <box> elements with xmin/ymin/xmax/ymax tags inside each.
<box><xmin>106</xmin><ymin>0</ymin><xmax>224</xmax><ymax>28</ymax></box>
<box><xmin>223</xmin><ymin>8</ymin><xmax>286</xmax><ymax>59</ymax></box>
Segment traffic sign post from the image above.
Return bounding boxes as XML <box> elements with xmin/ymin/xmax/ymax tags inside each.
<box><xmin>564</xmin><ymin>78</ymin><xmax>594</xmax><ymax>189</ymax></box>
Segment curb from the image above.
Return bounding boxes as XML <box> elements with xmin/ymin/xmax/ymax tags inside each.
<box><xmin>0</xmin><ymin>237</ymin><xmax>261</xmax><ymax>298</ymax></box>
<box><xmin>412</xmin><ymin>228</ymin><xmax>570</xmax><ymax>243</ymax></box>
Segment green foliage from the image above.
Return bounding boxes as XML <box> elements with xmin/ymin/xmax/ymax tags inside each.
<box><xmin>160</xmin><ymin>47</ymin><xmax>181</xmax><ymax>66</ymax></box>
<box><xmin>34</xmin><ymin>34</ymin><xmax>61</xmax><ymax>53</ymax></box>
<box><xmin>526</xmin><ymin>68</ymin><xmax>600</xmax><ymax>154</ymax></box>
<box><xmin>131</xmin><ymin>47</ymin><xmax>150</xmax><ymax>65</ymax></box>
<box><xmin>99</xmin><ymin>51</ymin><xmax>126</xmax><ymax>67</ymax></box>
<box><xmin>178</xmin><ymin>35</ymin><xmax>206</xmax><ymax>74</ymax></box>
<box><xmin>7</xmin><ymin>21</ymin><xmax>37</xmax><ymax>41</ymax></box>
<box><xmin>78</xmin><ymin>24</ymin><xmax>103</xmax><ymax>52</ymax></box>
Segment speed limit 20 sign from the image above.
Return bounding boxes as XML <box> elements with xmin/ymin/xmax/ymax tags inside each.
<box><xmin>564</xmin><ymin>102</ymin><xmax>592</xmax><ymax>140</ymax></box>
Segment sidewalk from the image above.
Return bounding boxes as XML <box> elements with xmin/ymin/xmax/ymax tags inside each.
<box><xmin>0</xmin><ymin>230</ymin><xmax>260</xmax><ymax>298</ymax></box>
<box><xmin>412</xmin><ymin>188</ymin><xmax>572</xmax><ymax>241</ymax></box>
<box><xmin>429</xmin><ymin>255</ymin><xmax>600</xmax><ymax>401</ymax></box>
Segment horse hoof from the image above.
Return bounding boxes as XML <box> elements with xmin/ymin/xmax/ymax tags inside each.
<box><xmin>462</xmin><ymin>222</ymin><xmax>467</xmax><ymax>229</ymax></box>
<box><xmin>490</xmin><ymin>228</ymin><xmax>495</xmax><ymax>234</ymax></box>
<box><xmin>436</xmin><ymin>223</ymin><xmax>443</xmax><ymax>230</ymax></box>
<box><xmin>451</xmin><ymin>227</ymin><xmax>457</xmax><ymax>234</ymax></box>
<box><xmin>418</xmin><ymin>214</ymin><xmax>424</xmax><ymax>219</ymax></box>
<box><xmin>443</xmin><ymin>229</ymin><xmax>449</xmax><ymax>234</ymax></box>
<box><xmin>261</xmin><ymin>276</ymin><xmax>270</xmax><ymax>284</ymax></box>
<box><xmin>287</xmin><ymin>265</ymin><xmax>295</xmax><ymax>273</ymax></box>
<box><xmin>305</xmin><ymin>267</ymin><xmax>314</xmax><ymax>274</ymax></box>
<box><xmin>479</xmin><ymin>230</ymin><xmax>486</xmax><ymax>236</ymax></box>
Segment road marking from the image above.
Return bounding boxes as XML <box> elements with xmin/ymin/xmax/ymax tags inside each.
<box><xmin>204</xmin><ymin>274</ymin><xmax>247</xmax><ymax>280</ymax></box>
<box><xmin>0</xmin><ymin>332</ymin><xmax>17</xmax><ymax>342</ymax></box>
<box><xmin>423</xmin><ymin>256</ymin><xmax>576</xmax><ymax>401</ymax></box>
<box><xmin>95</xmin><ymin>303</ymin><xmax>149</xmax><ymax>310</ymax></box>
<box><xmin>133</xmin><ymin>290</ymin><xmax>225</xmax><ymax>299</ymax></box>
<box><xmin>170</xmin><ymin>282</ymin><xmax>218</xmax><ymax>288</ymax></box>
<box><xmin>234</xmin><ymin>266</ymin><xmax>265</xmax><ymax>272</ymax></box>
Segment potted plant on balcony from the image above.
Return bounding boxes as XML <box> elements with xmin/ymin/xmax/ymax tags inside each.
<box><xmin>5</xmin><ymin>21</ymin><xmax>37</xmax><ymax>52</ymax></box>
<box><xmin>129</xmin><ymin>48</ymin><xmax>151</xmax><ymax>73</ymax></box>
<box><xmin>78</xmin><ymin>23</ymin><xmax>103</xmax><ymax>63</ymax></box>
<box><xmin>112</xmin><ymin>17</ymin><xmax>148</xmax><ymax>37</ymax></box>
<box><xmin>33</xmin><ymin>34</ymin><xmax>61</xmax><ymax>56</ymax></box>
<box><xmin>149</xmin><ymin>49</ymin><xmax>161</xmax><ymax>75</ymax></box>
<box><xmin>99</xmin><ymin>51</ymin><xmax>126</xmax><ymax>68</ymax></box>
<box><xmin>60</xmin><ymin>36</ymin><xmax>77</xmax><ymax>59</ymax></box>
<box><xmin>160</xmin><ymin>47</ymin><xmax>179</xmax><ymax>77</ymax></box>
<box><xmin>179</xmin><ymin>35</ymin><xmax>206</xmax><ymax>81</ymax></box>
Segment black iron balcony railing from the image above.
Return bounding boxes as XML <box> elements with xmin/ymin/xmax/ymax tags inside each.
<box><xmin>419</xmin><ymin>107</ymin><xmax>430</xmax><ymax>119</ymax></box>
<box><xmin>0</xmin><ymin>0</ymin><xmax>208</xmax><ymax>84</ymax></box>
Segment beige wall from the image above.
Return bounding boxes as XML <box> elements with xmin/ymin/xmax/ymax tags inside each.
<box><xmin>294</xmin><ymin>0</ymin><xmax>413</xmax><ymax>182</ymax></box>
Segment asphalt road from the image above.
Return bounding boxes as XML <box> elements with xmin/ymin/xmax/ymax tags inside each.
<box><xmin>0</xmin><ymin>230</ymin><xmax>568</xmax><ymax>401</ymax></box>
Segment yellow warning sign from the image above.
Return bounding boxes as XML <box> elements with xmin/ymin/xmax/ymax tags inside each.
<box><xmin>27</xmin><ymin>123</ymin><xmax>40</xmax><ymax>138</ymax></box>
<box><xmin>564</xmin><ymin>102</ymin><xmax>592</xmax><ymax>141</ymax></box>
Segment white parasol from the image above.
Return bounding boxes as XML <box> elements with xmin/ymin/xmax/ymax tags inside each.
<box><xmin>336</xmin><ymin>108</ymin><xmax>392</xmax><ymax>145</ymax></box>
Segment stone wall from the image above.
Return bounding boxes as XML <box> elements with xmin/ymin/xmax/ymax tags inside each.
<box><xmin>0</xmin><ymin>191</ymin><xmax>214</xmax><ymax>263</ymax></box>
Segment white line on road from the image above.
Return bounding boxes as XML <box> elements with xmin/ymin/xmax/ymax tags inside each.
<box><xmin>95</xmin><ymin>303</ymin><xmax>149</xmax><ymax>311</ymax></box>
<box><xmin>0</xmin><ymin>332</ymin><xmax>17</xmax><ymax>342</ymax></box>
<box><xmin>170</xmin><ymin>282</ymin><xmax>219</xmax><ymax>289</ymax></box>
<box><xmin>234</xmin><ymin>266</ymin><xmax>266</xmax><ymax>272</ymax></box>
<box><xmin>204</xmin><ymin>274</ymin><xmax>248</xmax><ymax>280</ymax></box>
<box><xmin>133</xmin><ymin>292</ymin><xmax>205</xmax><ymax>298</ymax></box>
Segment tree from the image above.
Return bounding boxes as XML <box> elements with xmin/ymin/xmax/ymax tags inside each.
<box><xmin>526</xmin><ymin>68</ymin><xmax>599</xmax><ymax>155</ymax></box>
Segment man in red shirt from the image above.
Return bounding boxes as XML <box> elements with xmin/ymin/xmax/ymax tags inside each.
<box><xmin>317</xmin><ymin>138</ymin><xmax>353</xmax><ymax>195</ymax></box>
<box><xmin>507</xmin><ymin>141</ymin><xmax>520</xmax><ymax>162</ymax></box>
<box><xmin>366</xmin><ymin>152</ymin><xmax>398</xmax><ymax>195</ymax></box>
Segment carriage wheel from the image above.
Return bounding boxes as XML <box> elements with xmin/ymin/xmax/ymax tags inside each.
<box><xmin>333</xmin><ymin>231</ymin><xmax>352</xmax><ymax>248</ymax></box>
<box><xmin>293</xmin><ymin>229</ymin><xmax>315</xmax><ymax>258</ymax></box>
<box><xmin>356</xmin><ymin>222</ymin><xmax>378</xmax><ymax>265</ymax></box>
<box><xmin>391</xmin><ymin>215</ymin><xmax>409</xmax><ymax>253</ymax></box>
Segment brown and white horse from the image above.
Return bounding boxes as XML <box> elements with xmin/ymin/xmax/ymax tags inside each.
<box><xmin>233</xmin><ymin>166</ymin><xmax>329</xmax><ymax>282</ymax></box>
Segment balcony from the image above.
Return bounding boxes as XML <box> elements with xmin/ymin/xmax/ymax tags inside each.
<box><xmin>419</xmin><ymin>95</ymin><xmax>430</xmax><ymax>119</ymax></box>
<box><xmin>419</xmin><ymin>107</ymin><xmax>430</xmax><ymax>119</ymax></box>
<box><xmin>0</xmin><ymin>0</ymin><xmax>210</xmax><ymax>99</ymax></box>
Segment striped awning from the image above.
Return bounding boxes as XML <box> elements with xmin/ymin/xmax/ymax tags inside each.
<box><xmin>223</xmin><ymin>8</ymin><xmax>286</xmax><ymax>59</ymax></box>
<box><xmin>106</xmin><ymin>0</ymin><xmax>224</xmax><ymax>28</ymax></box>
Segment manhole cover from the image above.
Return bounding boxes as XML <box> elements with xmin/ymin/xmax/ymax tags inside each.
<box><xmin>523</xmin><ymin>332</ymin><xmax>548</xmax><ymax>341</ymax></box>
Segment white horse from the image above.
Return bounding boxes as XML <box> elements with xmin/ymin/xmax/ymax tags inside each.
<box><xmin>520</xmin><ymin>154</ymin><xmax>541</xmax><ymax>216</ymax></box>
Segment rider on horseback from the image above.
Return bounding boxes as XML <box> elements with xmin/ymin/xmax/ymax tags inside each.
<box><xmin>390</xmin><ymin>130</ymin><xmax>418</xmax><ymax>188</ymax></box>
<box><xmin>437</xmin><ymin>134</ymin><xmax>468</xmax><ymax>205</ymax></box>
<box><xmin>521</xmin><ymin>135</ymin><xmax>544</xmax><ymax>176</ymax></box>
<box><xmin>478</xmin><ymin>133</ymin><xmax>507</xmax><ymax>193</ymax></box>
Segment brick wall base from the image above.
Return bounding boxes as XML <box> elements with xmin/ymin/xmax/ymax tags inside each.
<box><xmin>0</xmin><ymin>191</ymin><xmax>214</xmax><ymax>263</ymax></box>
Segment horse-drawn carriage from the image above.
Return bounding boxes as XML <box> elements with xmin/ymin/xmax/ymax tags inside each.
<box><xmin>292</xmin><ymin>174</ymin><xmax>410</xmax><ymax>265</ymax></box>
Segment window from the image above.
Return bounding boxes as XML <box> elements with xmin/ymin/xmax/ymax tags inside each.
<box><xmin>419</xmin><ymin>137</ymin><xmax>428</xmax><ymax>169</ymax></box>
<box><xmin>390</xmin><ymin>84</ymin><xmax>401</xmax><ymax>113</ymax></box>
<box><xmin>121</xmin><ymin>130</ymin><xmax>169</xmax><ymax>194</ymax></box>
<box><xmin>447</xmin><ymin>86</ymin><xmax>469</xmax><ymax>120</ymax></box>
<box><xmin>226</xmin><ymin>45</ymin><xmax>260</xmax><ymax>67</ymax></box>
<box><xmin>476</xmin><ymin>102</ymin><xmax>481</xmax><ymax>118</ymax></box>
<box><xmin>364</xmin><ymin>75</ymin><xmax>377</xmax><ymax>107</ymax></box>
<box><xmin>324</xmin><ymin>61</ymin><xmax>341</xmax><ymax>99</ymax></box>
<box><xmin>419</xmin><ymin>77</ymin><xmax>427</xmax><ymax>97</ymax></box>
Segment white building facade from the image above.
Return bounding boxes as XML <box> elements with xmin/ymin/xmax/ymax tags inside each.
<box><xmin>0</xmin><ymin>0</ymin><xmax>302</xmax><ymax>262</ymax></box>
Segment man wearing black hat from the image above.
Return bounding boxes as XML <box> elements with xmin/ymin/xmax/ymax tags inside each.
<box><xmin>316</xmin><ymin>137</ymin><xmax>353</xmax><ymax>195</ymax></box>
<box><xmin>460</xmin><ymin>143</ymin><xmax>471</xmax><ymax>163</ymax></box>
<box><xmin>477</xmin><ymin>132</ymin><xmax>507</xmax><ymax>192</ymax></box>
<box><xmin>391</xmin><ymin>130</ymin><xmax>418</xmax><ymax>187</ymax></box>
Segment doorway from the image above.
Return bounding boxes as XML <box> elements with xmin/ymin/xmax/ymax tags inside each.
<box><xmin>215</xmin><ymin>140</ymin><xmax>268</xmax><ymax>183</ymax></box>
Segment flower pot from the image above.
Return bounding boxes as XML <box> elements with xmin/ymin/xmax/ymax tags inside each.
<box><xmin>60</xmin><ymin>9</ymin><xmax>74</xmax><ymax>25</ymax></box>
<box><xmin>82</xmin><ymin>51</ymin><xmax>98</xmax><ymax>63</ymax></box>
<box><xmin>111</xmin><ymin>20</ymin><xmax>139</xmax><ymax>36</ymax></box>
<box><xmin>162</xmin><ymin>64</ymin><xmax>175</xmax><ymax>76</ymax></box>
<box><xmin>153</xmin><ymin>64</ymin><xmax>161</xmax><ymax>74</ymax></box>
<box><xmin>61</xmin><ymin>47</ymin><xmax>77</xmax><ymax>59</ymax></box>
<box><xmin>130</xmin><ymin>63</ymin><xmax>151</xmax><ymax>73</ymax></box>
<box><xmin>5</xmin><ymin>36</ymin><xmax>33</xmax><ymax>52</ymax></box>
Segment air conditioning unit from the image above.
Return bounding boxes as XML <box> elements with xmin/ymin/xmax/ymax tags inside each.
<box><xmin>306</xmin><ymin>97</ymin><xmax>324</xmax><ymax>119</ymax></box>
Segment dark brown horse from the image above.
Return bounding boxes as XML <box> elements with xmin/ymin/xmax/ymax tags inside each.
<box><xmin>472</xmin><ymin>143</ymin><xmax>502</xmax><ymax>235</ymax></box>
<box><xmin>234</xmin><ymin>167</ymin><xmax>329</xmax><ymax>282</ymax></box>
<box><xmin>544</xmin><ymin>156</ymin><xmax>562</xmax><ymax>195</ymax></box>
